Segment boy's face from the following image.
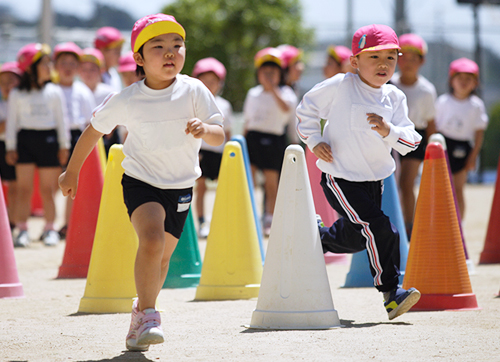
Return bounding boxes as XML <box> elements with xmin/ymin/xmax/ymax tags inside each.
<box><xmin>101</xmin><ymin>45</ymin><xmax>122</xmax><ymax>68</ymax></box>
<box><xmin>79</xmin><ymin>62</ymin><xmax>101</xmax><ymax>90</ymax></box>
<box><xmin>134</xmin><ymin>33</ymin><xmax>185</xmax><ymax>90</ymax></box>
<box><xmin>397</xmin><ymin>50</ymin><xmax>423</xmax><ymax>77</ymax></box>
<box><xmin>55</xmin><ymin>53</ymin><xmax>79</xmax><ymax>85</ymax></box>
<box><xmin>350</xmin><ymin>49</ymin><xmax>398</xmax><ymax>88</ymax></box>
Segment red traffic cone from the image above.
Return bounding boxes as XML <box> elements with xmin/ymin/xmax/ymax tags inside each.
<box><xmin>0</xmin><ymin>175</ymin><xmax>24</xmax><ymax>298</ymax></box>
<box><xmin>57</xmin><ymin>146</ymin><xmax>104</xmax><ymax>278</ymax></box>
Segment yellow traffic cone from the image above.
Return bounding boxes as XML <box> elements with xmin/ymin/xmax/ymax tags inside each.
<box><xmin>195</xmin><ymin>141</ymin><xmax>262</xmax><ymax>300</ymax></box>
<box><xmin>78</xmin><ymin>144</ymin><xmax>138</xmax><ymax>313</ymax></box>
<box><xmin>247</xmin><ymin>145</ymin><xmax>341</xmax><ymax>329</ymax></box>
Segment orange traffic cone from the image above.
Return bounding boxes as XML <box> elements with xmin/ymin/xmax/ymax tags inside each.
<box><xmin>0</xmin><ymin>175</ymin><xmax>24</xmax><ymax>299</ymax></box>
<box><xmin>479</xmin><ymin>154</ymin><xmax>500</xmax><ymax>264</ymax></box>
<box><xmin>57</xmin><ymin>146</ymin><xmax>104</xmax><ymax>278</ymax></box>
<box><xmin>402</xmin><ymin>143</ymin><xmax>479</xmax><ymax>311</ymax></box>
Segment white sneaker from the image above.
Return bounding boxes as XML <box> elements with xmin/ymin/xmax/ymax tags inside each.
<box><xmin>126</xmin><ymin>299</ymin><xmax>149</xmax><ymax>352</ymax></box>
<box><xmin>42</xmin><ymin>230</ymin><xmax>60</xmax><ymax>246</ymax></box>
<box><xmin>198</xmin><ymin>222</ymin><xmax>210</xmax><ymax>239</ymax></box>
<box><xmin>14</xmin><ymin>230</ymin><xmax>30</xmax><ymax>247</ymax></box>
<box><xmin>136</xmin><ymin>308</ymin><xmax>164</xmax><ymax>346</ymax></box>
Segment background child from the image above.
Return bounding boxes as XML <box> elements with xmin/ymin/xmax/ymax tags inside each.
<box><xmin>118</xmin><ymin>51</ymin><xmax>144</xmax><ymax>87</ymax></box>
<box><xmin>391</xmin><ymin>34</ymin><xmax>437</xmax><ymax>238</ymax></box>
<box><xmin>79</xmin><ymin>48</ymin><xmax>115</xmax><ymax>106</ymax></box>
<box><xmin>435</xmin><ymin>57</ymin><xmax>488</xmax><ymax>220</ymax></box>
<box><xmin>277</xmin><ymin>44</ymin><xmax>304</xmax><ymax>92</ymax></box>
<box><xmin>6</xmin><ymin>43</ymin><xmax>70</xmax><ymax>247</ymax></box>
<box><xmin>94</xmin><ymin>26</ymin><xmax>124</xmax><ymax>92</ymax></box>
<box><xmin>59</xmin><ymin>13</ymin><xmax>224</xmax><ymax>351</ymax></box>
<box><xmin>323</xmin><ymin>44</ymin><xmax>353</xmax><ymax>78</ymax></box>
<box><xmin>191</xmin><ymin>57</ymin><xmax>233</xmax><ymax>238</ymax></box>
<box><xmin>53</xmin><ymin>42</ymin><xmax>96</xmax><ymax>239</ymax></box>
<box><xmin>0</xmin><ymin>62</ymin><xmax>22</xmax><ymax>231</ymax></box>
<box><xmin>243</xmin><ymin>47</ymin><xmax>298</xmax><ymax>236</ymax></box>
<box><xmin>296</xmin><ymin>24</ymin><xmax>422</xmax><ymax>320</ymax></box>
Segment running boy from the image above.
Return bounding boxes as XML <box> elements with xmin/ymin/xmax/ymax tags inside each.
<box><xmin>296</xmin><ymin>24</ymin><xmax>422</xmax><ymax>320</ymax></box>
<box><xmin>58</xmin><ymin>13</ymin><xmax>225</xmax><ymax>350</ymax></box>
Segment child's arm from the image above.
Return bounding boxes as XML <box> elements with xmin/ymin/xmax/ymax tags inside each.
<box><xmin>58</xmin><ymin>124</ymin><xmax>104</xmax><ymax>199</ymax></box>
<box><xmin>465</xmin><ymin>129</ymin><xmax>484</xmax><ymax>171</ymax></box>
<box><xmin>185</xmin><ymin>118</ymin><xmax>225</xmax><ymax>147</ymax></box>
<box><xmin>313</xmin><ymin>142</ymin><xmax>333</xmax><ymax>163</ymax></box>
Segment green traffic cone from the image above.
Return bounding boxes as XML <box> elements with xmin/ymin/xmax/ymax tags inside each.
<box><xmin>163</xmin><ymin>208</ymin><xmax>202</xmax><ymax>288</ymax></box>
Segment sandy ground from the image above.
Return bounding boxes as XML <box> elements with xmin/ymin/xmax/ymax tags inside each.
<box><xmin>1</xmin><ymin>183</ymin><xmax>500</xmax><ymax>362</ymax></box>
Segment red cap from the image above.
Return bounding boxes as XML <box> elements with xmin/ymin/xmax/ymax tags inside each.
<box><xmin>449</xmin><ymin>57</ymin><xmax>479</xmax><ymax>77</ymax></box>
<box><xmin>80</xmin><ymin>48</ymin><xmax>104</xmax><ymax>68</ymax></box>
<box><xmin>53</xmin><ymin>42</ymin><xmax>82</xmax><ymax>60</ymax></box>
<box><xmin>352</xmin><ymin>24</ymin><xmax>400</xmax><ymax>56</ymax></box>
<box><xmin>327</xmin><ymin>45</ymin><xmax>352</xmax><ymax>64</ymax></box>
<box><xmin>278</xmin><ymin>45</ymin><xmax>302</xmax><ymax>68</ymax></box>
<box><xmin>131</xmin><ymin>13</ymin><xmax>185</xmax><ymax>53</ymax></box>
<box><xmin>0</xmin><ymin>61</ymin><xmax>22</xmax><ymax>77</ymax></box>
<box><xmin>424</xmin><ymin>142</ymin><xmax>445</xmax><ymax>161</ymax></box>
<box><xmin>254</xmin><ymin>47</ymin><xmax>282</xmax><ymax>68</ymax></box>
<box><xmin>94</xmin><ymin>27</ymin><xmax>125</xmax><ymax>50</ymax></box>
<box><xmin>399</xmin><ymin>33</ymin><xmax>427</xmax><ymax>56</ymax></box>
<box><xmin>17</xmin><ymin>43</ymin><xmax>51</xmax><ymax>72</ymax></box>
<box><xmin>118</xmin><ymin>52</ymin><xmax>137</xmax><ymax>73</ymax></box>
<box><xmin>192</xmin><ymin>57</ymin><xmax>226</xmax><ymax>81</ymax></box>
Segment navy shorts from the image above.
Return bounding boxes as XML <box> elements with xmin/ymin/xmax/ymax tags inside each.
<box><xmin>444</xmin><ymin>137</ymin><xmax>472</xmax><ymax>174</ymax></box>
<box><xmin>401</xmin><ymin>129</ymin><xmax>427</xmax><ymax>161</ymax></box>
<box><xmin>0</xmin><ymin>140</ymin><xmax>16</xmax><ymax>181</ymax></box>
<box><xmin>199</xmin><ymin>149</ymin><xmax>222</xmax><ymax>180</ymax></box>
<box><xmin>121</xmin><ymin>174</ymin><xmax>192</xmax><ymax>239</ymax></box>
<box><xmin>246</xmin><ymin>130</ymin><xmax>286</xmax><ymax>171</ymax></box>
<box><xmin>17</xmin><ymin>129</ymin><xmax>61</xmax><ymax>167</ymax></box>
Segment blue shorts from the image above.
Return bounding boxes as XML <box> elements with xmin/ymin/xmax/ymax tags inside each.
<box><xmin>121</xmin><ymin>174</ymin><xmax>192</xmax><ymax>239</ymax></box>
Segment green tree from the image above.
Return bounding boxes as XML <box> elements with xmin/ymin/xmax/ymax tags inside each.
<box><xmin>162</xmin><ymin>0</ymin><xmax>314</xmax><ymax>111</ymax></box>
<box><xmin>482</xmin><ymin>102</ymin><xmax>500</xmax><ymax>170</ymax></box>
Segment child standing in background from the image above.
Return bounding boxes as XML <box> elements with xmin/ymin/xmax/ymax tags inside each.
<box><xmin>53</xmin><ymin>42</ymin><xmax>96</xmax><ymax>239</ymax></box>
<box><xmin>6</xmin><ymin>43</ymin><xmax>70</xmax><ymax>247</ymax></box>
<box><xmin>119</xmin><ymin>51</ymin><xmax>145</xmax><ymax>87</ymax></box>
<box><xmin>323</xmin><ymin>45</ymin><xmax>354</xmax><ymax>79</ymax></box>
<box><xmin>79</xmin><ymin>48</ymin><xmax>115</xmax><ymax>105</ymax></box>
<box><xmin>391</xmin><ymin>34</ymin><xmax>437</xmax><ymax>238</ymax></box>
<box><xmin>435</xmin><ymin>58</ymin><xmax>488</xmax><ymax>220</ymax></box>
<box><xmin>0</xmin><ymin>62</ymin><xmax>22</xmax><ymax>231</ymax></box>
<box><xmin>243</xmin><ymin>47</ymin><xmax>298</xmax><ymax>236</ymax></box>
<box><xmin>297</xmin><ymin>24</ymin><xmax>422</xmax><ymax>320</ymax></box>
<box><xmin>94</xmin><ymin>26</ymin><xmax>124</xmax><ymax>92</ymax></box>
<box><xmin>59</xmin><ymin>14</ymin><xmax>224</xmax><ymax>351</ymax></box>
<box><xmin>192</xmin><ymin>57</ymin><xmax>233</xmax><ymax>238</ymax></box>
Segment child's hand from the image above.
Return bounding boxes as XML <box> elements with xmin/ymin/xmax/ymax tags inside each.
<box><xmin>58</xmin><ymin>171</ymin><xmax>78</xmax><ymax>200</ymax></box>
<box><xmin>465</xmin><ymin>154</ymin><xmax>477</xmax><ymax>171</ymax></box>
<box><xmin>5</xmin><ymin>150</ymin><xmax>18</xmax><ymax>166</ymax></box>
<box><xmin>185</xmin><ymin>118</ymin><xmax>208</xmax><ymax>139</ymax></box>
<box><xmin>367</xmin><ymin>113</ymin><xmax>390</xmax><ymax>138</ymax></box>
<box><xmin>313</xmin><ymin>142</ymin><xmax>333</xmax><ymax>163</ymax></box>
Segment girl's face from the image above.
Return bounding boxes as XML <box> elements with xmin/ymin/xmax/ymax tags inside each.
<box><xmin>55</xmin><ymin>53</ymin><xmax>79</xmax><ymax>86</ymax></box>
<box><xmin>79</xmin><ymin>62</ymin><xmax>101</xmax><ymax>90</ymax></box>
<box><xmin>450</xmin><ymin>72</ymin><xmax>477</xmax><ymax>100</ymax></box>
<box><xmin>351</xmin><ymin>49</ymin><xmax>398</xmax><ymax>88</ymax></box>
<box><xmin>287</xmin><ymin>60</ymin><xmax>304</xmax><ymax>84</ymax></box>
<box><xmin>134</xmin><ymin>33</ymin><xmax>186</xmax><ymax>90</ymax></box>
<box><xmin>257</xmin><ymin>64</ymin><xmax>281</xmax><ymax>89</ymax></box>
<box><xmin>198</xmin><ymin>71</ymin><xmax>221</xmax><ymax>96</ymax></box>
<box><xmin>397</xmin><ymin>50</ymin><xmax>423</xmax><ymax>77</ymax></box>
<box><xmin>36</xmin><ymin>55</ymin><xmax>52</xmax><ymax>84</ymax></box>
<box><xmin>0</xmin><ymin>72</ymin><xmax>20</xmax><ymax>99</ymax></box>
<box><xmin>323</xmin><ymin>56</ymin><xmax>341</xmax><ymax>79</ymax></box>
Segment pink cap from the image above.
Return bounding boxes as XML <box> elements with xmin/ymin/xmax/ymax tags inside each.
<box><xmin>17</xmin><ymin>43</ymin><xmax>51</xmax><ymax>72</ymax></box>
<box><xmin>131</xmin><ymin>13</ymin><xmax>186</xmax><ymax>53</ymax></box>
<box><xmin>449</xmin><ymin>57</ymin><xmax>479</xmax><ymax>77</ymax></box>
<box><xmin>53</xmin><ymin>42</ymin><xmax>83</xmax><ymax>60</ymax></box>
<box><xmin>254</xmin><ymin>47</ymin><xmax>282</xmax><ymax>68</ymax></box>
<box><xmin>399</xmin><ymin>33</ymin><xmax>427</xmax><ymax>56</ymax></box>
<box><xmin>94</xmin><ymin>27</ymin><xmax>125</xmax><ymax>49</ymax></box>
<box><xmin>80</xmin><ymin>48</ymin><xmax>104</xmax><ymax>68</ymax></box>
<box><xmin>352</xmin><ymin>24</ymin><xmax>400</xmax><ymax>56</ymax></box>
<box><xmin>277</xmin><ymin>45</ymin><xmax>302</xmax><ymax>68</ymax></box>
<box><xmin>327</xmin><ymin>45</ymin><xmax>352</xmax><ymax>64</ymax></box>
<box><xmin>0</xmin><ymin>61</ymin><xmax>22</xmax><ymax>76</ymax></box>
<box><xmin>118</xmin><ymin>52</ymin><xmax>137</xmax><ymax>73</ymax></box>
<box><xmin>192</xmin><ymin>57</ymin><xmax>226</xmax><ymax>81</ymax></box>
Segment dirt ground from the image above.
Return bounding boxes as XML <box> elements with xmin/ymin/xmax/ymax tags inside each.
<box><xmin>1</xmin><ymin>183</ymin><xmax>500</xmax><ymax>362</ymax></box>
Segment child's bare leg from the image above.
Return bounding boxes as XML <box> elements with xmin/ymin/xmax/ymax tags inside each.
<box><xmin>263</xmin><ymin>169</ymin><xmax>279</xmax><ymax>215</ymax></box>
<box><xmin>130</xmin><ymin>202</ymin><xmax>177</xmax><ymax>311</ymax></box>
<box><xmin>38</xmin><ymin>166</ymin><xmax>62</xmax><ymax>224</ymax></box>
<box><xmin>158</xmin><ymin>232</ymin><xmax>179</xmax><ymax>293</ymax></box>
<box><xmin>195</xmin><ymin>177</ymin><xmax>207</xmax><ymax>221</ymax></box>
<box><xmin>399</xmin><ymin>158</ymin><xmax>420</xmax><ymax>234</ymax></box>
<box><xmin>453</xmin><ymin>170</ymin><xmax>468</xmax><ymax>220</ymax></box>
<box><xmin>14</xmin><ymin>164</ymin><xmax>36</xmax><ymax>224</ymax></box>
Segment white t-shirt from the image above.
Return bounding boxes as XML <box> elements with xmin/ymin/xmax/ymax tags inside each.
<box><xmin>243</xmin><ymin>84</ymin><xmax>298</xmax><ymax>136</ymax></box>
<box><xmin>391</xmin><ymin>73</ymin><xmax>437</xmax><ymax>130</ymax></box>
<box><xmin>296</xmin><ymin>72</ymin><xmax>422</xmax><ymax>182</ymax></box>
<box><xmin>93</xmin><ymin>82</ymin><xmax>115</xmax><ymax>106</ymax></box>
<box><xmin>6</xmin><ymin>83</ymin><xmax>71</xmax><ymax>151</ymax></box>
<box><xmin>435</xmin><ymin>93</ymin><xmax>488</xmax><ymax>142</ymax></box>
<box><xmin>200</xmin><ymin>95</ymin><xmax>233</xmax><ymax>153</ymax></box>
<box><xmin>60</xmin><ymin>81</ymin><xmax>96</xmax><ymax>131</ymax></box>
<box><xmin>91</xmin><ymin>74</ymin><xmax>224</xmax><ymax>189</ymax></box>
<box><xmin>102</xmin><ymin>67</ymin><xmax>123</xmax><ymax>92</ymax></box>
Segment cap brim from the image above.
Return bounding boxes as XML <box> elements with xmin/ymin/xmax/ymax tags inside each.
<box><xmin>133</xmin><ymin>21</ymin><xmax>185</xmax><ymax>53</ymax></box>
<box><xmin>355</xmin><ymin>44</ymin><xmax>400</xmax><ymax>56</ymax></box>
